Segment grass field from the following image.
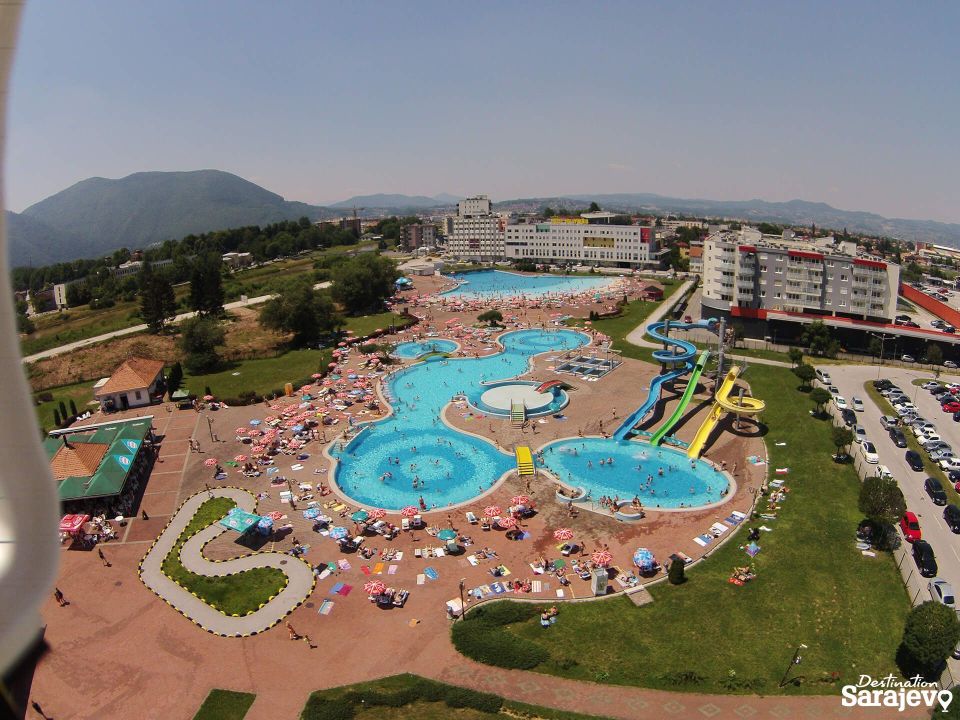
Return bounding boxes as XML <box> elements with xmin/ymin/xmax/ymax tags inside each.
<box><xmin>344</xmin><ymin>311</ymin><xmax>408</xmax><ymax>338</ymax></box>
<box><xmin>161</xmin><ymin>497</ymin><xmax>287</xmax><ymax>616</ymax></box>
<box><xmin>455</xmin><ymin>364</ymin><xmax>910</xmax><ymax>695</ymax></box>
<box><xmin>32</xmin><ymin>379</ymin><xmax>98</xmax><ymax>431</ymax></box>
<box><xmin>183</xmin><ymin>348</ymin><xmax>333</xmax><ymax>399</ymax></box>
<box><xmin>192</xmin><ymin>689</ymin><xmax>256</xmax><ymax>720</ymax></box>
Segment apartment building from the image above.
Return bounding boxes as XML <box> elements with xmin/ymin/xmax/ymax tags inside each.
<box><xmin>701</xmin><ymin>228</ymin><xmax>900</xmax><ymax>324</ymax></box>
<box><xmin>399</xmin><ymin>223</ymin><xmax>437</xmax><ymax>251</ymax></box>
<box><xmin>503</xmin><ymin>214</ymin><xmax>661</xmax><ymax>269</ymax></box>
<box><xmin>446</xmin><ymin>195</ymin><xmax>504</xmax><ymax>262</ymax></box>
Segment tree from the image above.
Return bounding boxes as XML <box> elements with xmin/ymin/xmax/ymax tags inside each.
<box><xmin>188</xmin><ymin>252</ymin><xmax>225</xmax><ymax>317</ymax></box>
<box><xmin>69</xmin><ymin>399</ymin><xmax>78</xmax><ymax>417</ymax></box>
<box><xmin>588</xmin><ymin>201</ymin><xmax>601</xmax><ymax>212</ymax></box>
<box><xmin>167</xmin><ymin>361</ymin><xmax>183</xmax><ymax>395</ymax></box>
<box><xmin>899</xmin><ymin>602</ymin><xmax>960</xmax><ymax>678</ymax></box>
<box><xmin>477</xmin><ymin>310</ymin><xmax>503</xmax><ymax>327</ymax></box>
<box><xmin>17</xmin><ymin>313</ymin><xmax>35</xmax><ymax>334</ymax></box>
<box><xmin>926</xmin><ymin>343</ymin><xmax>943</xmax><ymax>367</ymax></box>
<box><xmin>809</xmin><ymin>387</ymin><xmax>832</xmax><ymax>415</ymax></box>
<box><xmin>801</xmin><ymin>321</ymin><xmax>839</xmax><ymax>357</ymax></box>
<box><xmin>788</xmin><ymin>347</ymin><xmax>803</xmax><ymax>367</ymax></box>
<box><xmin>667</xmin><ymin>558</ymin><xmax>686</xmax><ymax>585</ymax></box>
<box><xmin>58</xmin><ymin>400</ymin><xmax>68</xmax><ymax>421</ymax></box>
<box><xmin>139</xmin><ymin>266</ymin><xmax>177</xmax><ymax>333</ymax></box>
<box><xmin>858</xmin><ymin>475</ymin><xmax>906</xmax><ymax>530</ymax></box>
<box><xmin>53</xmin><ymin>408</ymin><xmax>61</xmax><ymax>427</ymax></box>
<box><xmin>330</xmin><ymin>253</ymin><xmax>398</xmax><ymax>315</ymax></box>
<box><xmin>792</xmin><ymin>363</ymin><xmax>816</xmax><ymax>389</ymax></box>
<box><xmin>259</xmin><ymin>278</ymin><xmax>344</xmax><ymax>347</ymax></box>
<box><xmin>178</xmin><ymin>316</ymin><xmax>226</xmax><ymax>374</ymax></box>
<box><xmin>831</xmin><ymin>425</ymin><xmax>854</xmax><ymax>460</ymax></box>
<box><xmin>867</xmin><ymin>337</ymin><xmax>882</xmax><ymax>360</ymax></box>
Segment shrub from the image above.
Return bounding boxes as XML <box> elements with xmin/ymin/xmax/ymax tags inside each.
<box><xmin>452</xmin><ymin>616</ymin><xmax>548</xmax><ymax>669</ymax></box>
<box><xmin>899</xmin><ymin>602</ymin><xmax>960</xmax><ymax>678</ymax></box>
<box><xmin>658</xmin><ymin>670</ymin><xmax>704</xmax><ymax>686</ymax></box>
<box><xmin>300</xmin><ymin>695</ymin><xmax>354</xmax><ymax>720</ymax></box>
<box><xmin>469</xmin><ymin>600</ymin><xmax>540</xmax><ymax>625</ymax></box>
<box><xmin>668</xmin><ymin>558</ymin><xmax>686</xmax><ymax>585</ymax></box>
<box><xmin>443</xmin><ymin>686</ymin><xmax>502</xmax><ymax>713</ymax></box>
<box><xmin>36</xmin><ymin>392</ymin><xmax>54</xmax><ymax>403</ymax></box>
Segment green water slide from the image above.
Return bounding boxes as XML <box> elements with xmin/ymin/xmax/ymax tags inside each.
<box><xmin>649</xmin><ymin>351</ymin><xmax>710</xmax><ymax>446</ymax></box>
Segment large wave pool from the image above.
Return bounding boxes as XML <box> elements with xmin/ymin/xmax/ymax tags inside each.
<box><xmin>540</xmin><ymin>438</ymin><xmax>729</xmax><ymax>509</ymax></box>
<box><xmin>331</xmin><ymin>329</ymin><xmax>590</xmax><ymax>509</ymax></box>
<box><xmin>393</xmin><ymin>339</ymin><xmax>458</xmax><ymax>359</ymax></box>
<box><xmin>442</xmin><ymin>270</ymin><xmax>615</xmax><ymax>300</ymax></box>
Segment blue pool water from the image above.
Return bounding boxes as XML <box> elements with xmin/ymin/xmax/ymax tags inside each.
<box><xmin>540</xmin><ymin>438</ymin><xmax>729</xmax><ymax>509</ymax></box>
<box><xmin>393</xmin><ymin>339</ymin><xmax>458</xmax><ymax>359</ymax></box>
<box><xmin>442</xmin><ymin>270</ymin><xmax>615</xmax><ymax>300</ymax></box>
<box><xmin>332</xmin><ymin>329</ymin><xmax>590</xmax><ymax>509</ymax></box>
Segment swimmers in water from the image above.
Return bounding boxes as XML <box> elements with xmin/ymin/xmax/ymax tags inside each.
<box><xmin>657</xmin><ymin>467</ymin><xmax>664</xmax><ymax>476</ymax></box>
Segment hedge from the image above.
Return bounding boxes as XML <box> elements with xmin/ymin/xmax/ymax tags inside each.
<box><xmin>451</xmin><ymin>601</ymin><xmax>550</xmax><ymax>670</ymax></box>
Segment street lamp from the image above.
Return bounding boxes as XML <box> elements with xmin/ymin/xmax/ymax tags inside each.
<box><xmin>458</xmin><ymin>578</ymin><xmax>466</xmax><ymax>621</ymax></box>
<box><xmin>868</xmin><ymin>331</ymin><xmax>888</xmax><ymax>379</ymax></box>
<box><xmin>779</xmin><ymin>643</ymin><xmax>808</xmax><ymax>687</ymax></box>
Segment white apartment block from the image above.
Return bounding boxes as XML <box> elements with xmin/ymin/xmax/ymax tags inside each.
<box><xmin>457</xmin><ymin>195</ymin><xmax>492</xmax><ymax>217</ymax></box>
<box><xmin>503</xmin><ymin>216</ymin><xmax>659</xmax><ymax>269</ymax></box>
<box><xmin>446</xmin><ymin>195</ymin><xmax>504</xmax><ymax>262</ymax></box>
<box><xmin>701</xmin><ymin>228</ymin><xmax>900</xmax><ymax>323</ymax></box>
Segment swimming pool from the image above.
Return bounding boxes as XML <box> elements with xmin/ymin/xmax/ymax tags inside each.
<box><xmin>393</xmin><ymin>339</ymin><xmax>458</xmax><ymax>359</ymax></box>
<box><xmin>540</xmin><ymin>438</ymin><xmax>729</xmax><ymax>509</ymax></box>
<box><xmin>442</xmin><ymin>270</ymin><xmax>615</xmax><ymax>299</ymax></box>
<box><xmin>331</xmin><ymin>329</ymin><xmax>590</xmax><ymax>509</ymax></box>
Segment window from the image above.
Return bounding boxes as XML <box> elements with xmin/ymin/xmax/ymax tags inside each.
<box><xmin>135</xmin><ymin>390</ymin><xmax>142</xmax><ymax>400</ymax></box>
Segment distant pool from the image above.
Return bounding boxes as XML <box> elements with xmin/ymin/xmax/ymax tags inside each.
<box><xmin>540</xmin><ymin>438</ymin><xmax>729</xmax><ymax>509</ymax></box>
<box><xmin>393</xmin><ymin>339</ymin><xmax>458</xmax><ymax>359</ymax></box>
<box><xmin>442</xmin><ymin>270</ymin><xmax>615</xmax><ymax>300</ymax></box>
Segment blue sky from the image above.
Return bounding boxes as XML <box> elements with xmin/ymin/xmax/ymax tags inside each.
<box><xmin>6</xmin><ymin>1</ymin><xmax>959</xmax><ymax>222</ymax></box>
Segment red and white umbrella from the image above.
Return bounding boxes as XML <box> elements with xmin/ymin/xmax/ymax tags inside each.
<box><xmin>203</xmin><ymin>394</ymin><xmax>214</xmax><ymax>401</ymax></box>
<box><xmin>591</xmin><ymin>550</ymin><xmax>613</xmax><ymax>567</ymax></box>
<box><xmin>484</xmin><ymin>505</ymin><xmax>502</xmax><ymax>517</ymax></box>
<box><xmin>251</xmin><ymin>445</ymin><xmax>267</xmax><ymax>454</ymax></box>
<box><xmin>553</xmin><ymin>528</ymin><xmax>574</xmax><ymax>541</ymax></box>
<box><xmin>511</xmin><ymin>495</ymin><xmax>530</xmax><ymax>505</ymax></box>
<box><xmin>363</xmin><ymin>580</ymin><xmax>387</xmax><ymax>595</ymax></box>
<box><xmin>59</xmin><ymin>513</ymin><xmax>90</xmax><ymax>533</ymax></box>
<box><xmin>234</xmin><ymin>454</ymin><xmax>248</xmax><ymax>462</ymax></box>
<box><xmin>235</xmin><ymin>427</ymin><xmax>248</xmax><ymax>435</ymax></box>
<box><xmin>368</xmin><ymin>508</ymin><xmax>387</xmax><ymax>520</ymax></box>
<box><xmin>265</xmin><ymin>416</ymin><xmax>277</xmax><ymax>423</ymax></box>
<box><xmin>203</xmin><ymin>458</ymin><xmax>218</xmax><ymax>467</ymax></box>
<box><xmin>496</xmin><ymin>516</ymin><xmax>517</xmax><ymax>529</ymax></box>
<box><xmin>400</xmin><ymin>506</ymin><xmax>419</xmax><ymax>517</ymax></box>
<box><xmin>266</xmin><ymin>511</ymin><xmax>284</xmax><ymax>521</ymax></box>
<box><xmin>312</xmin><ymin>373</ymin><xmax>323</xmax><ymax>379</ymax></box>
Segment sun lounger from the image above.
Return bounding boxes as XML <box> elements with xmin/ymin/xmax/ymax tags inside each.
<box><xmin>401</xmin><ymin>518</ymin><xmax>410</xmax><ymax>531</ymax></box>
<box><xmin>710</xmin><ymin>522</ymin><xmax>728</xmax><ymax>536</ymax></box>
<box><xmin>373</xmin><ymin>563</ymin><xmax>384</xmax><ymax>574</ymax></box>
<box><xmin>416</xmin><ymin>574</ymin><xmax>426</xmax><ymax>585</ymax></box>
<box><xmin>424</xmin><ymin>566</ymin><xmax>439</xmax><ymax>580</ymax></box>
<box><xmin>466</xmin><ymin>511</ymin><xmax>478</xmax><ymax>524</ymax></box>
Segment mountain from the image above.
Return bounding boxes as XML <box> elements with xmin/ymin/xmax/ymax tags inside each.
<box><xmin>329</xmin><ymin>193</ymin><xmax>459</xmax><ymax>210</ymax></box>
<box><xmin>8</xmin><ymin>170</ymin><xmax>328</xmax><ymax>266</ymax></box>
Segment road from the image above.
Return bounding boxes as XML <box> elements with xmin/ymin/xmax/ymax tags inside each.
<box><xmin>826</xmin><ymin>364</ymin><xmax>960</xmax><ymax>622</ymax></box>
<box><xmin>21</xmin><ymin>281</ymin><xmax>332</xmax><ymax>364</ymax></box>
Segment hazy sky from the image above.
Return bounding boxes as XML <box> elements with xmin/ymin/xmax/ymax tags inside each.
<box><xmin>6</xmin><ymin>1</ymin><xmax>960</xmax><ymax>222</ymax></box>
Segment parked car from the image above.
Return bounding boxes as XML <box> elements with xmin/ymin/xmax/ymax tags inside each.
<box><xmin>877</xmin><ymin>465</ymin><xmax>894</xmax><ymax>480</ymax></box>
<box><xmin>932</xmin><ymin>451</ymin><xmax>956</xmax><ymax>466</ymax></box>
<box><xmin>945</xmin><ymin>325</ymin><xmax>956</xmax><ymax>334</ymax></box>
<box><xmin>852</xmin><ymin>397</ymin><xmax>865</xmax><ymax>412</ymax></box>
<box><xmin>940</xmin><ymin>458</ymin><xmax>960</xmax><ymax>473</ymax></box>
<box><xmin>880</xmin><ymin>415</ymin><xmax>899</xmax><ymax>429</ymax></box>
<box><xmin>902</xmin><ymin>354</ymin><xmax>916</xmax><ymax>363</ymax></box>
<box><xmin>913</xmin><ymin>422</ymin><xmax>936</xmax><ymax>436</ymax></box>
<box><xmin>896</xmin><ymin>314</ymin><xmax>911</xmax><ymax>323</ymax></box>
<box><xmin>944</xmin><ymin>504</ymin><xmax>960</xmax><ymax>533</ymax></box>
<box><xmin>895</xmin><ymin>403</ymin><xmax>918</xmax><ymax>416</ymax></box>
<box><xmin>953</xmin><ymin>411</ymin><xmax>960</xmax><ymax>422</ymax></box>
<box><xmin>905</xmin><ymin>321</ymin><xmax>921</xmax><ymax>328</ymax></box>
<box><xmin>854</xmin><ymin>424</ymin><xmax>867</xmax><ymax>441</ymax></box>
<box><xmin>929</xmin><ymin>578</ymin><xmax>956</xmax><ymax>608</ymax></box>
<box><xmin>828</xmin><ymin>385</ymin><xmax>841</xmax><ymax>396</ymax></box>
<box><xmin>834</xmin><ymin>396</ymin><xmax>848</xmax><ymax>410</ymax></box>
<box><xmin>923</xmin><ymin>381</ymin><xmax>942</xmax><ymax>390</ymax></box>
<box><xmin>932</xmin><ymin>386</ymin><xmax>950</xmax><ymax>397</ymax></box>
<box><xmin>906</xmin><ymin>450</ymin><xmax>925</xmax><ymax>471</ymax></box>
<box><xmin>889</xmin><ymin>428</ymin><xmax>907</xmax><ymax>447</ymax></box>
<box><xmin>925</xmin><ymin>477</ymin><xmax>948</xmax><ymax>505</ymax></box>
<box><xmin>913</xmin><ymin>540</ymin><xmax>938</xmax><ymax>577</ymax></box>
<box><xmin>816</xmin><ymin>369</ymin><xmax>832</xmax><ymax>383</ymax></box>
<box><xmin>921</xmin><ymin>434</ymin><xmax>944</xmax><ymax>449</ymax></box>
<box><xmin>881</xmin><ymin>386</ymin><xmax>902</xmax><ymax>397</ymax></box>
<box><xmin>874</xmin><ymin>379</ymin><xmax>893</xmax><ymax>391</ymax></box>
<box><xmin>860</xmin><ymin>441</ymin><xmax>879</xmax><ymax>464</ymax></box>
<box><xmin>900</xmin><ymin>511</ymin><xmax>922</xmax><ymax>542</ymax></box>
<box><xmin>946</xmin><ymin>360</ymin><xmax>959</xmax><ymax>369</ymax></box>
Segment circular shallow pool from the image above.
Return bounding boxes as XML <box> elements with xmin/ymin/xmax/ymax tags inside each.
<box><xmin>393</xmin><ymin>339</ymin><xmax>458</xmax><ymax>359</ymax></box>
<box><xmin>540</xmin><ymin>438</ymin><xmax>730</xmax><ymax>509</ymax></box>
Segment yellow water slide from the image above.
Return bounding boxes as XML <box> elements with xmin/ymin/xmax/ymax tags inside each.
<box><xmin>686</xmin><ymin>366</ymin><xmax>765</xmax><ymax>458</ymax></box>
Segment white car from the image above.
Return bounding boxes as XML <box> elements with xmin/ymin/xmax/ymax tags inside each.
<box><xmin>852</xmin><ymin>397</ymin><xmax>865</xmax><ymax>412</ymax></box>
<box><xmin>860</xmin><ymin>441</ymin><xmax>879</xmax><ymax>464</ymax></box>
<box><xmin>880</xmin><ymin>415</ymin><xmax>899</xmax><ymax>430</ymax></box>
<box><xmin>834</xmin><ymin>396</ymin><xmax>848</xmax><ymax>410</ymax></box>
<box><xmin>902</xmin><ymin>354</ymin><xmax>916</xmax><ymax>363</ymax></box>
<box><xmin>816</xmin><ymin>369</ymin><xmax>832</xmax><ymax>384</ymax></box>
<box><xmin>877</xmin><ymin>465</ymin><xmax>894</xmax><ymax>480</ymax></box>
<box><xmin>913</xmin><ymin>423</ymin><xmax>936</xmax><ymax>436</ymax></box>
<box><xmin>923</xmin><ymin>381</ymin><xmax>943</xmax><ymax>390</ymax></box>
<box><xmin>896</xmin><ymin>403</ymin><xmax>918</xmax><ymax>416</ymax></box>
<box><xmin>921</xmin><ymin>434</ymin><xmax>943</xmax><ymax>448</ymax></box>
<box><xmin>929</xmin><ymin>579</ymin><xmax>956</xmax><ymax>608</ymax></box>
<box><xmin>941</xmin><ymin>458</ymin><xmax>960</xmax><ymax>473</ymax></box>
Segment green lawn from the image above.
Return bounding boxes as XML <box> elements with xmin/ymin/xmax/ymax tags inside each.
<box><xmin>184</xmin><ymin>349</ymin><xmax>332</xmax><ymax>399</ymax></box>
<box><xmin>301</xmin><ymin>674</ymin><xmax>611</xmax><ymax>720</ymax></box>
<box><xmin>344</xmin><ymin>311</ymin><xmax>410</xmax><ymax>338</ymax></box>
<box><xmin>193</xmin><ymin>690</ymin><xmax>256</xmax><ymax>720</ymax></box>
<box><xmin>31</xmin><ymin>379</ymin><xmax>97</xmax><ymax>431</ymax></box>
<box><xmin>453</xmin><ymin>364</ymin><xmax>910</xmax><ymax>695</ymax></box>
<box><xmin>161</xmin><ymin>497</ymin><xmax>287</xmax><ymax>616</ymax></box>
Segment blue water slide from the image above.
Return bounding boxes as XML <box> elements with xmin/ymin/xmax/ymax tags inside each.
<box><xmin>611</xmin><ymin>319</ymin><xmax>717</xmax><ymax>441</ymax></box>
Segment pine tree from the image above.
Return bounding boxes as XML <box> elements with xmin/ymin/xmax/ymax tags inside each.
<box><xmin>69</xmin><ymin>399</ymin><xmax>78</xmax><ymax>417</ymax></box>
<box><xmin>140</xmin><ymin>265</ymin><xmax>178</xmax><ymax>333</ymax></box>
<box><xmin>53</xmin><ymin>408</ymin><xmax>62</xmax><ymax>427</ymax></box>
<box><xmin>58</xmin><ymin>400</ymin><xmax>68</xmax><ymax>420</ymax></box>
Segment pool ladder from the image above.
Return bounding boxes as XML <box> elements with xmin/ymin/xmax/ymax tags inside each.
<box><xmin>510</xmin><ymin>401</ymin><xmax>526</xmax><ymax>427</ymax></box>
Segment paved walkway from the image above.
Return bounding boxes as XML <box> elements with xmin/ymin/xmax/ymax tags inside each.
<box><xmin>138</xmin><ymin>486</ymin><xmax>315</xmax><ymax>636</ymax></box>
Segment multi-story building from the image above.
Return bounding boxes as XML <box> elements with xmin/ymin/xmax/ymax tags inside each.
<box><xmin>447</xmin><ymin>195</ymin><xmax>504</xmax><ymax>262</ymax></box>
<box><xmin>701</xmin><ymin>228</ymin><xmax>900</xmax><ymax>325</ymax></box>
<box><xmin>503</xmin><ymin>214</ymin><xmax>661</xmax><ymax>269</ymax></box>
<box><xmin>399</xmin><ymin>223</ymin><xmax>437</xmax><ymax>251</ymax></box>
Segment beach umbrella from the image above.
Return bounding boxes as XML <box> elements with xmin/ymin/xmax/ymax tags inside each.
<box><xmin>266</xmin><ymin>511</ymin><xmax>284</xmax><ymax>521</ymax></box>
<box><xmin>251</xmin><ymin>444</ymin><xmax>267</xmax><ymax>454</ymax></box>
<box><xmin>338</xmin><ymin>342</ymin><xmax>347</xmax><ymax>347</ymax></box>
<box><xmin>633</xmin><ymin>548</ymin><xmax>655</xmax><ymax>570</ymax></box>
<box><xmin>203</xmin><ymin>458</ymin><xmax>218</xmax><ymax>467</ymax></box>
<box><xmin>368</xmin><ymin>508</ymin><xmax>387</xmax><ymax>520</ymax></box>
<box><xmin>591</xmin><ymin>550</ymin><xmax>613</xmax><ymax>567</ymax></box>
<box><xmin>303</xmin><ymin>507</ymin><xmax>321</xmax><ymax>520</ymax></box>
<box><xmin>59</xmin><ymin>513</ymin><xmax>90</xmax><ymax>533</ymax></box>
<box><xmin>511</xmin><ymin>495</ymin><xmax>530</xmax><ymax>505</ymax></box>
<box><xmin>350</xmin><ymin>509</ymin><xmax>369</xmax><ymax>522</ymax></box>
<box><xmin>437</xmin><ymin>528</ymin><xmax>458</xmax><ymax>540</ymax></box>
<box><xmin>363</xmin><ymin>580</ymin><xmax>387</xmax><ymax>595</ymax></box>
<box><xmin>483</xmin><ymin>506</ymin><xmax>502</xmax><ymax>517</ymax></box>
<box><xmin>495</xmin><ymin>517</ymin><xmax>516</xmax><ymax>529</ymax></box>
<box><xmin>329</xmin><ymin>526</ymin><xmax>348</xmax><ymax>540</ymax></box>
<box><xmin>291</xmin><ymin>425</ymin><xmax>305</xmax><ymax>433</ymax></box>
<box><xmin>400</xmin><ymin>506</ymin><xmax>419</xmax><ymax>517</ymax></box>
<box><xmin>249</xmin><ymin>419</ymin><xmax>262</xmax><ymax>426</ymax></box>
<box><xmin>312</xmin><ymin>373</ymin><xmax>323</xmax><ymax>379</ymax></box>
<box><xmin>235</xmin><ymin>427</ymin><xmax>248</xmax><ymax>435</ymax></box>
<box><xmin>234</xmin><ymin>454</ymin><xmax>248</xmax><ymax>462</ymax></box>
<box><xmin>203</xmin><ymin>394</ymin><xmax>214</xmax><ymax>401</ymax></box>
<box><xmin>553</xmin><ymin>528</ymin><xmax>574</xmax><ymax>541</ymax></box>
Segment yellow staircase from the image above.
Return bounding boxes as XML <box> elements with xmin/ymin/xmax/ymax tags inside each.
<box><xmin>515</xmin><ymin>446</ymin><xmax>535</xmax><ymax>476</ymax></box>
<box><xmin>510</xmin><ymin>401</ymin><xmax>526</xmax><ymax>427</ymax></box>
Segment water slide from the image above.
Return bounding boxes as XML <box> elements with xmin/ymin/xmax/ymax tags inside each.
<box><xmin>686</xmin><ymin>365</ymin><xmax>765</xmax><ymax>458</ymax></box>
<box><xmin>648</xmin><ymin>350</ymin><xmax>711</xmax><ymax>446</ymax></box>
<box><xmin>612</xmin><ymin>319</ymin><xmax>717</xmax><ymax>441</ymax></box>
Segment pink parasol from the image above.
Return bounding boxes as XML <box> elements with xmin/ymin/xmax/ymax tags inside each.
<box><xmin>235</xmin><ymin>427</ymin><xmax>248</xmax><ymax>435</ymax></box>
<box><xmin>234</xmin><ymin>454</ymin><xmax>248</xmax><ymax>462</ymax></box>
<box><xmin>511</xmin><ymin>495</ymin><xmax>530</xmax><ymax>505</ymax></box>
<box><xmin>203</xmin><ymin>394</ymin><xmax>214</xmax><ymax>401</ymax></box>
<box><xmin>483</xmin><ymin>505</ymin><xmax>502</xmax><ymax>517</ymax></box>
<box><xmin>496</xmin><ymin>516</ymin><xmax>517</xmax><ymax>529</ymax></box>
<box><xmin>59</xmin><ymin>513</ymin><xmax>90</xmax><ymax>534</ymax></box>
<box><xmin>312</xmin><ymin>373</ymin><xmax>323</xmax><ymax>379</ymax></box>
<box><xmin>301</xmin><ymin>384</ymin><xmax>312</xmax><ymax>391</ymax></box>
<box><xmin>203</xmin><ymin>458</ymin><xmax>218</xmax><ymax>467</ymax></box>
<box><xmin>251</xmin><ymin>445</ymin><xmax>267</xmax><ymax>454</ymax></box>
<box><xmin>553</xmin><ymin>528</ymin><xmax>574</xmax><ymax>541</ymax></box>
<box><xmin>266</xmin><ymin>511</ymin><xmax>284</xmax><ymax>521</ymax></box>
<box><xmin>368</xmin><ymin>508</ymin><xmax>387</xmax><ymax>520</ymax></box>
<box><xmin>363</xmin><ymin>580</ymin><xmax>387</xmax><ymax>595</ymax></box>
<box><xmin>400</xmin><ymin>506</ymin><xmax>418</xmax><ymax>517</ymax></box>
<box><xmin>265</xmin><ymin>416</ymin><xmax>277</xmax><ymax>423</ymax></box>
<box><xmin>591</xmin><ymin>550</ymin><xmax>613</xmax><ymax>567</ymax></box>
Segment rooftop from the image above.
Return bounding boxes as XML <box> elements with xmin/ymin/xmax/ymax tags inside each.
<box><xmin>95</xmin><ymin>357</ymin><xmax>165</xmax><ymax>397</ymax></box>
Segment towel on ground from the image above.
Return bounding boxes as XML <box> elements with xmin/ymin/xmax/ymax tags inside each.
<box><xmin>361</xmin><ymin>566</ymin><xmax>371</xmax><ymax>575</ymax></box>
<box><xmin>337</xmin><ymin>584</ymin><xmax>352</xmax><ymax>596</ymax></box>
<box><xmin>388</xmin><ymin>565</ymin><xmax>398</xmax><ymax>575</ymax></box>
<box><xmin>416</xmin><ymin>574</ymin><xmax>426</xmax><ymax>585</ymax></box>
<box><xmin>424</xmin><ymin>566</ymin><xmax>439</xmax><ymax>580</ymax></box>
<box><xmin>318</xmin><ymin>600</ymin><xmax>334</xmax><ymax>615</ymax></box>
<box><xmin>467</xmin><ymin>555</ymin><xmax>479</xmax><ymax>566</ymax></box>
<box><xmin>373</xmin><ymin>563</ymin><xmax>384</xmax><ymax>574</ymax></box>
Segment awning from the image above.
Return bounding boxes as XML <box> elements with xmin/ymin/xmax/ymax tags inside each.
<box><xmin>218</xmin><ymin>507</ymin><xmax>260</xmax><ymax>533</ymax></box>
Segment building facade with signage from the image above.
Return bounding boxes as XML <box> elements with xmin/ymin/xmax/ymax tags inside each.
<box><xmin>503</xmin><ymin>215</ymin><xmax>660</xmax><ymax>268</ymax></box>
